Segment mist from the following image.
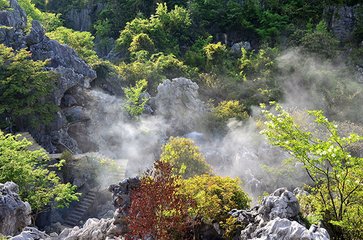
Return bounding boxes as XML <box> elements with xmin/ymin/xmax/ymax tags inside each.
<box><xmin>84</xmin><ymin>50</ymin><xmax>362</xmax><ymax>199</ymax></box>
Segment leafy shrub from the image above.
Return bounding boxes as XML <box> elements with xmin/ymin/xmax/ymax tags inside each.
<box><xmin>300</xmin><ymin>21</ymin><xmax>339</xmax><ymax>58</ymax></box>
<box><xmin>117</xmin><ymin>52</ymin><xmax>194</xmax><ymax>91</ymax></box>
<box><xmin>213</xmin><ymin>100</ymin><xmax>249</xmax><ymax>122</ymax></box>
<box><xmin>0</xmin><ymin>0</ymin><xmax>9</xmax><ymax>10</ymax></box>
<box><xmin>18</xmin><ymin>0</ymin><xmax>62</xmax><ymax>31</ymax></box>
<box><xmin>261</xmin><ymin>103</ymin><xmax>363</xmax><ymax>239</ymax></box>
<box><xmin>0</xmin><ymin>44</ymin><xmax>57</xmax><ymax>129</ymax></box>
<box><xmin>129</xmin><ymin>33</ymin><xmax>155</xmax><ymax>54</ymax></box>
<box><xmin>160</xmin><ymin>137</ymin><xmax>212</xmax><ymax>179</ymax></box>
<box><xmin>179</xmin><ymin>175</ymin><xmax>250</xmax><ymax>237</ymax></box>
<box><xmin>116</xmin><ymin>3</ymin><xmax>192</xmax><ymax>58</ymax></box>
<box><xmin>123</xmin><ymin>79</ymin><xmax>148</xmax><ymax>117</ymax></box>
<box><xmin>127</xmin><ymin>161</ymin><xmax>196</xmax><ymax>240</ymax></box>
<box><xmin>239</xmin><ymin>47</ymin><xmax>277</xmax><ymax>81</ymax></box>
<box><xmin>0</xmin><ymin>131</ymin><xmax>79</xmax><ymax>214</ymax></box>
<box><xmin>204</xmin><ymin>42</ymin><xmax>227</xmax><ymax>66</ymax></box>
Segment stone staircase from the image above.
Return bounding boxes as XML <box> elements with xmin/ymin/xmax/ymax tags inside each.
<box><xmin>17</xmin><ymin>132</ymin><xmax>43</xmax><ymax>151</ymax></box>
<box><xmin>63</xmin><ymin>189</ymin><xmax>98</xmax><ymax>227</ymax></box>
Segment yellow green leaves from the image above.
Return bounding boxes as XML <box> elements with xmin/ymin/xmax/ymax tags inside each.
<box><xmin>261</xmin><ymin>103</ymin><xmax>363</xmax><ymax>238</ymax></box>
<box><xmin>160</xmin><ymin>137</ymin><xmax>211</xmax><ymax>179</ymax></box>
<box><xmin>123</xmin><ymin>79</ymin><xmax>148</xmax><ymax>117</ymax></box>
<box><xmin>0</xmin><ymin>132</ymin><xmax>79</xmax><ymax>213</ymax></box>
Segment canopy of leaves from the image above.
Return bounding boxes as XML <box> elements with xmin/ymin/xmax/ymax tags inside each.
<box><xmin>116</xmin><ymin>3</ymin><xmax>192</xmax><ymax>58</ymax></box>
<box><xmin>160</xmin><ymin>137</ymin><xmax>212</xmax><ymax>179</ymax></box>
<box><xmin>261</xmin><ymin>103</ymin><xmax>363</xmax><ymax>239</ymax></box>
<box><xmin>0</xmin><ymin>131</ymin><xmax>79</xmax><ymax>213</ymax></box>
<box><xmin>0</xmin><ymin>44</ymin><xmax>57</xmax><ymax>129</ymax></box>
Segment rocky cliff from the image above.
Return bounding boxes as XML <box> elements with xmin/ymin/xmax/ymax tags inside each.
<box><xmin>0</xmin><ymin>0</ymin><xmax>96</xmax><ymax>153</ymax></box>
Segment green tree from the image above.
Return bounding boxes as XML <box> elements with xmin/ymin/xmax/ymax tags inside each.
<box><xmin>116</xmin><ymin>3</ymin><xmax>192</xmax><ymax>58</ymax></box>
<box><xmin>179</xmin><ymin>175</ymin><xmax>250</xmax><ymax>238</ymax></box>
<box><xmin>160</xmin><ymin>137</ymin><xmax>212</xmax><ymax>179</ymax></box>
<box><xmin>300</xmin><ymin>20</ymin><xmax>339</xmax><ymax>58</ymax></box>
<box><xmin>0</xmin><ymin>131</ymin><xmax>79</xmax><ymax>215</ymax></box>
<box><xmin>261</xmin><ymin>103</ymin><xmax>363</xmax><ymax>239</ymax></box>
<box><xmin>123</xmin><ymin>79</ymin><xmax>148</xmax><ymax>117</ymax></box>
<box><xmin>0</xmin><ymin>44</ymin><xmax>57</xmax><ymax>129</ymax></box>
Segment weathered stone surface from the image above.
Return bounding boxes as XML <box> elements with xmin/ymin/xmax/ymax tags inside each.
<box><xmin>254</xmin><ymin>217</ymin><xmax>329</xmax><ymax>240</ymax></box>
<box><xmin>0</xmin><ymin>0</ymin><xmax>27</xmax><ymax>49</ymax></box>
<box><xmin>0</xmin><ymin>182</ymin><xmax>31</xmax><ymax>236</ymax></box>
<box><xmin>326</xmin><ymin>5</ymin><xmax>360</xmax><ymax>42</ymax></box>
<box><xmin>231</xmin><ymin>41</ymin><xmax>252</xmax><ymax>56</ymax></box>
<box><xmin>11</xmin><ymin>227</ymin><xmax>50</xmax><ymax>240</ymax></box>
<box><xmin>153</xmin><ymin>77</ymin><xmax>206</xmax><ymax>132</ymax></box>
<box><xmin>63</xmin><ymin>106</ymin><xmax>90</xmax><ymax>123</ymax></box>
<box><xmin>230</xmin><ymin>188</ymin><xmax>330</xmax><ymax>240</ymax></box>
<box><xmin>56</xmin><ymin>218</ymin><xmax>113</xmax><ymax>240</ymax></box>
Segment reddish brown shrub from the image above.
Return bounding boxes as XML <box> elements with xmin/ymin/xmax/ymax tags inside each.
<box><xmin>126</xmin><ymin>161</ymin><xmax>197</xmax><ymax>240</ymax></box>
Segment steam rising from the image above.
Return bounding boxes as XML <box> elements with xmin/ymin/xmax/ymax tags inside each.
<box><xmin>85</xmin><ymin>51</ymin><xmax>362</xmax><ymax>198</ymax></box>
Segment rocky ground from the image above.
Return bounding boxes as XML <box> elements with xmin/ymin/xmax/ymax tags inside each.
<box><xmin>1</xmin><ymin>181</ymin><xmax>330</xmax><ymax>240</ymax></box>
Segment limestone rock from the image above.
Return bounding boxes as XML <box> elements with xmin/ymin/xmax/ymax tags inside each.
<box><xmin>0</xmin><ymin>0</ymin><xmax>27</xmax><ymax>49</ymax></box>
<box><xmin>11</xmin><ymin>227</ymin><xmax>50</xmax><ymax>240</ymax></box>
<box><xmin>230</xmin><ymin>188</ymin><xmax>330</xmax><ymax>240</ymax></box>
<box><xmin>254</xmin><ymin>218</ymin><xmax>329</xmax><ymax>240</ymax></box>
<box><xmin>153</xmin><ymin>77</ymin><xmax>206</xmax><ymax>132</ymax></box>
<box><xmin>231</xmin><ymin>41</ymin><xmax>252</xmax><ymax>56</ymax></box>
<box><xmin>56</xmin><ymin>218</ymin><xmax>113</xmax><ymax>240</ymax></box>
<box><xmin>0</xmin><ymin>182</ymin><xmax>31</xmax><ymax>236</ymax></box>
<box><xmin>326</xmin><ymin>5</ymin><xmax>360</xmax><ymax>42</ymax></box>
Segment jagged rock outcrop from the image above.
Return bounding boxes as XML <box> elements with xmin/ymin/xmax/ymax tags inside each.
<box><xmin>63</xmin><ymin>3</ymin><xmax>104</xmax><ymax>32</ymax></box>
<box><xmin>0</xmin><ymin>182</ymin><xmax>31</xmax><ymax>236</ymax></box>
<box><xmin>153</xmin><ymin>77</ymin><xmax>206</xmax><ymax>133</ymax></box>
<box><xmin>325</xmin><ymin>5</ymin><xmax>360</xmax><ymax>42</ymax></box>
<box><xmin>0</xmin><ymin>0</ymin><xmax>27</xmax><ymax>49</ymax></box>
<box><xmin>0</xmin><ymin>0</ymin><xmax>97</xmax><ymax>153</ymax></box>
<box><xmin>11</xmin><ymin>227</ymin><xmax>50</xmax><ymax>240</ymax></box>
<box><xmin>230</xmin><ymin>188</ymin><xmax>330</xmax><ymax>240</ymax></box>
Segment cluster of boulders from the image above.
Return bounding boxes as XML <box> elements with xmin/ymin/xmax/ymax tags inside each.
<box><xmin>0</xmin><ymin>182</ymin><xmax>31</xmax><ymax>236</ymax></box>
<box><xmin>230</xmin><ymin>188</ymin><xmax>330</xmax><ymax>240</ymax></box>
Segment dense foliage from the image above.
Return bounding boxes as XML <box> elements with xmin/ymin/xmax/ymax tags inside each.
<box><xmin>180</xmin><ymin>175</ymin><xmax>250</xmax><ymax>237</ymax></box>
<box><xmin>261</xmin><ymin>103</ymin><xmax>363</xmax><ymax>239</ymax></box>
<box><xmin>127</xmin><ymin>161</ymin><xmax>196</xmax><ymax>240</ymax></box>
<box><xmin>160</xmin><ymin>137</ymin><xmax>212</xmax><ymax>178</ymax></box>
<box><xmin>0</xmin><ymin>132</ymin><xmax>79</xmax><ymax>214</ymax></box>
<box><xmin>0</xmin><ymin>44</ymin><xmax>57</xmax><ymax>130</ymax></box>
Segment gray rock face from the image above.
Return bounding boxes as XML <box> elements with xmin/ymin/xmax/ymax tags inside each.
<box><xmin>154</xmin><ymin>77</ymin><xmax>206</xmax><ymax>132</ymax></box>
<box><xmin>0</xmin><ymin>182</ymin><xmax>31</xmax><ymax>236</ymax></box>
<box><xmin>0</xmin><ymin>0</ymin><xmax>98</xmax><ymax>153</ymax></box>
<box><xmin>231</xmin><ymin>41</ymin><xmax>252</xmax><ymax>56</ymax></box>
<box><xmin>0</xmin><ymin>0</ymin><xmax>27</xmax><ymax>49</ymax></box>
<box><xmin>230</xmin><ymin>188</ymin><xmax>330</xmax><ymax>240</ymax></box>
<box><xmin>254</xmin><ymin>218</ymin><xmax>329</xmax><ymax>240</ymax></box>
<box><xmin>56</xmin><ymin>218</ymin><xmax>113</xmax><ymax>240</ymax></box>
<box><xmin>326</xmin><ymin>5</ymin><xmax>360</xmax><ymax>42</ymax></box>
<box><xmin>10</xmin><ymin>227</ymin><xmax>50</xmax><ymax>240</ymax></box>
<box><xmin>63</xmin><ymin>3</ymin><xmax>104</xmax><ymax>32</ymax></box>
